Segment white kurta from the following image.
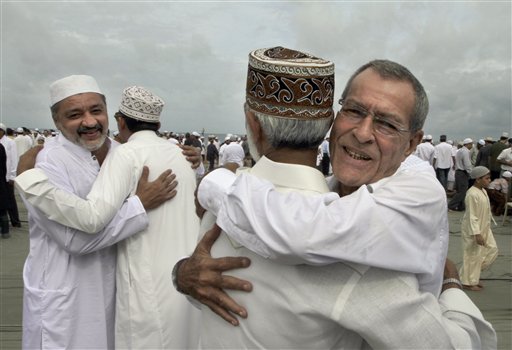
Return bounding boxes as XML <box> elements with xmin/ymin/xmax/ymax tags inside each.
<box><xmin>198</xmin><ymin>157</ymin><xmax>496</xmax><ymax>349</ymax></box>
<box><xmin>17</xmin><ymin>131</ymin><xmax>201</xmax><ymax>349</ymax></box>
<box><xmin>0</xmin><ymin>135</ymin><xmax>17</xmax><ymax>181</ymax></box>
<box><xmin>199</xmin><ymin>155</ymin><xmax>448</xmax><ymax>296</ymax></box>
<box><xmin>460</xmin><ymin>186</ymin><xmax>499</xmax><ymax>286</ymax></box>
<box><xmin>15</xmin><ymin>135</ymin><xmax>149</xmax><ymax>349</ymax></box>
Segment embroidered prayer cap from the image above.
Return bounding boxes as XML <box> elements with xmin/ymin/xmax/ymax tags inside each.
<box><xmin>16</xmin><ymin>127</ymin><xmax>23</xmax><ymax>133</ymax></box>
<box><xmin>0</xmin><ymin>123</ymin><xmax>6</xmax><ymax>131</ymax></box>
<box><xmin>470</xmin><ymin>166</ymin><xmax>490</xmax><ymax>179</ymax></box>
<box><xmin>246</xmin><ymin>46</ymin><xmax>335</xmax><ymax>120</ymax></box>
<box><xmin>192</xmin><ymin>131</ymin><xmax>200</xmax><ymax>137</ymax></box>
<box><xmin>502</xmin><ymin>171</ymin><xmax>512</xmax><ymax>178</ymax></box>
<box><xmin>49</xmin><ymin>75</ymin><xmax>102</xmax><ymax>106</ymax></box>
<box><xmin>478</xmin><ymin>139</ymin><xmax>485</xmax><ymax>146</ymax></box>
<box><xmin>425</xmin><ymin>134</ymin><xmax>433</xmax><ymax>141</ymax></box>
<box><xmin>502</xmin><ymin>132</ymin><xmax>509</xmax><ymax>138</ymax></box>
<box><xmin>463</xmin><ymin>138</ymin><xmax>473</xmax><ymax>145</ymax></box>
<box><xmin>484</xmin><ymin>136</ymin><xmax>493</xmax><ymax>142</ymax></box>
<box><xmin>119</xmin><ymin>86</ymin><xmax>164</xmax><ymax>123</ymax></box>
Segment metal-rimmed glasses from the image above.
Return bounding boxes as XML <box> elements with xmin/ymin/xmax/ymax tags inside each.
<box><xmin>338</xmin><ymin>99</ymin><xmax>410</xmax><ymax>137</ymax></box>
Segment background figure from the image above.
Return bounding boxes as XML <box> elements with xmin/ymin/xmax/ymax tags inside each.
<box><xmin>460</xmin><ymin>166</ymin><xmax>498</xmax><ymax>291</ymax></box>
<box><xmin>489</xmin><ymin>132</ymin><xmax>509</xmax><ymax>180</ymax></box>
<box><xmin>0</xmin><ymin>144</ymin><xmax>10</xmax><ymax>238</ymax></box>
<box><xmin>320</xmin><ymin>136</ymin><xmax>330</xmax><ymax>175</ymax></box>
<box><xmin>486</xmin><ymin>171</ymin><xmax>512</xmax><ymax>216</ymax></box>
<box><xmin>433</xmin><ymin>134</ymin><xmax>454</xmax><ymax>190</ymax></box>
<box><xmin>206</xmin><ymin>137</ymin><xmax>218</xmax><ymax>172</ymax></box>
<box><xmin>448</xmin><ymin>138</ymin><xmax>473</xmax><ymax>211</ymax></box>
<box><xmin>0</xmin><ymin>123</ymin><xmax>20</xmax><ymax>227</ymax></box>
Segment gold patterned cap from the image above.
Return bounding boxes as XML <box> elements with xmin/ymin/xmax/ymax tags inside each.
<box><xmin>246</xmin><ymin>47</ymin><xmax>335</xmax><ymax>119</ymax></box>
<box><xmin>119</xmin><ymin>86</ymin><xmax>164</xmax><ymax>123</ymax></box>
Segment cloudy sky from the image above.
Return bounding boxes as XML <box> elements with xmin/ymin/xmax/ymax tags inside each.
<box><xmin>1</xmin><ymin>0</ymin><xmax>510</xmax><ymax>142</ymax></box>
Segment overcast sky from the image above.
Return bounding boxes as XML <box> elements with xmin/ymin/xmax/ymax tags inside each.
<box><xmin>1</xmin><ymin>0</ymin><xmax>510</xmax><ymax>142</ymax></box>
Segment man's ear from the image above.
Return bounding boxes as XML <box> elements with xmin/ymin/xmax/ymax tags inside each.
<box><xmin>405</xmin><ymin>130</ymin><xmax>424</xmax><ymax>157</ymax></box>
<box><xmin>245</xmin><ymin>109</ymin><xmax>262</xmax><ymax>143</ymax></box>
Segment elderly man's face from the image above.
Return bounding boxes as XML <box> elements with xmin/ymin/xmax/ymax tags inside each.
<box><xmin>330</xmin><ymin>68</ymin><xmax>422</xmax><ymax>189</ymax></box>
<box><xmin>54</xmin><ymin>92</ymin><xmax>108</xmax><ymax>151</ymax></box>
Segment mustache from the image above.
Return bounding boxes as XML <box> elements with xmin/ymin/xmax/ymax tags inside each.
<box><xmin>77</xmin><ymin>124</ymin><xmax>103</xmax><ymax>134</ymax></box>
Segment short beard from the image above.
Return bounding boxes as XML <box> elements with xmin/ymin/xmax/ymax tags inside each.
<box><xmin>59</xmin><ymin>124</ymin><xmax>107</xmax><ymax>152</ymax></box>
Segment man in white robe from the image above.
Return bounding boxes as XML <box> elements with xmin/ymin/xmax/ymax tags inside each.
<box><xmin>15</xmin><ymin>75</ymin><xmax>176</xmax><ymax>349</ymax></box>
<box><xmin>177</xmin><ymin>49</ymin><xmax>496</xmax><ymax>348</ymax></box>
<box><xmin>460</xmin><ymin>166</ymin><xmax>498</xmax><ymax>291</ymax></box>
<box><xmin>17</xmin><ymin>86</ymin><xmax>201</xmax><ymax>349</ymax></box>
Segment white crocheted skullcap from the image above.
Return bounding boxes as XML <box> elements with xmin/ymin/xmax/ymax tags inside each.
<box><xmin>49</xmin><ymin>75</ymin><xmax>102</xmax><ymax>106</ymax></box>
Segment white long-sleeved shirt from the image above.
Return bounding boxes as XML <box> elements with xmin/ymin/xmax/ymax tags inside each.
<box><xmin>0</xmin><ymin>135</ymin><xmax>17</xmax><ymax>181</ymax></box>
<box><xmin>198</xmin><ymin>156</ymin><xmax>496</xmax><ymax>350</ymax></box>
<box><xmin>15</xmin><ymin>134</ymin><xmax>148</xmax><ymax>349</ymax></box>
<box><xmin>198</xmin><ymin>155</ymin><xmax>448</xmax><ymax>296</ymax></box>
<box><xmin>17</xmin><ymin>131</ymin><xmax>201</xmax><ymax>349</ymax></box>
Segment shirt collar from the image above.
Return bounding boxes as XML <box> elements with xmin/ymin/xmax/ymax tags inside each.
<box><xmin>248</xmin><ymin>156</ymin><xmax>329</xmax><ymax>194</ymax></box>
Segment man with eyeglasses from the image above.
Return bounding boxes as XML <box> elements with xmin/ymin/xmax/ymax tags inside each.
<box><xmin>175</xmin><ymin>59</ymin><xmax>496</xmax><ymax>348</ymax></box>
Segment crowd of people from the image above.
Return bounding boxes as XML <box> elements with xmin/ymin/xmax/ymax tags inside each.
<box><xmin>0</xmin><ymin>45</ymin><xmax>504</xmax><ymax>349</ymax></box>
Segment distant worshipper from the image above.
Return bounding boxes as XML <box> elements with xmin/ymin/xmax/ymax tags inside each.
<box><xmin>175</xmin><ymin>49</ymin><xmax>496</xmax><ymax>348</ymax></box>
<box><xmin>17</xmin><ymin>85</ymin><xmax>201</xmax><ymax>349</ymax></box>
<box><xmin>0</xmin><ymin>143</ymin><xmax>10</xmax><ymax>238</ymax></box>
<box><xmin>414</xmin><ymin>133</ymin><xmax>435</xmax><ymax>165</ymax></box>
<box><xmin>460</xmin><ymin>166</ymin><xmax>498</xmax><ymax>291</ymax></box>
<box><xmin>448</xmin><ymin>138</ymin><xmax>473</xmax><ymax>211</ymax></box>
<box><xmin>497</xmin><ymin>137</ymin><xmax>512</xmax><ymax>174</ymax></box>
<box><xmin>433</xmin><ymin>134</ymin><xmax>455</xmax><ymax>189</ymax></box>
<box><xmin>486</xmin><ymin>170</ymin><xmax>512</xmax><ymax>216</ymax></box>
<box><xmin>221</xmin><ymin>134</ymin><xmax>245</xmax><ymax>167</ymax></box>
<box><xmin>0</xmin><ymin>123</ymin><xmax>20</xmax><ymax>228</ymax></box>
<box><xmin>476</xmin><ymin>136</ymin><xmax>494</xmax><ymax>167</ymax></box>
<box><xmin>489</xmin><ymin>132</ymin><xmax>509</xmax><ymax>180</ymax></box>
<box><xmin>15</xmin><ymin>75</ymin><xmax>178</xmax><ymax>349</ymax></box>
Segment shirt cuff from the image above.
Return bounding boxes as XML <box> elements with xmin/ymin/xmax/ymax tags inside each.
<box><xmin>14</xmin><ymin>168</ymin><xmax>48</xmax><ymax>192</ymax></box>
<box><xmin>197</xmin><ymin>168</ymin><xmax>237</xmax><ymax>215</ymax></box>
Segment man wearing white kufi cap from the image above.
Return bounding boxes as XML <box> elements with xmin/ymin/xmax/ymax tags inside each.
<box><xmin>18</xmin><ymin>84</ymin><xmax>201</xmax><ymax>349</ymax></box>
<box><xmin>460</xmin><ymin>166</ymin><xmax>498</xmax><ymax>291</ymax></box>
<box><xmin>15</xmin><ymin>75</ymin><xmax>175</xmax><ymax>349</ymax></box>
<box><xmin>414</xmin><ymin>132</ymin><xmax>435</xmax><ymax>165</ymax></box>
<box><xmin>14</xmin><ymin>126</ymin><xmax>32</xmax><ymax>158</ymax></box>
<box><xmin>448</xmin><ymin>137</ymin><xmax>474</xmax><ymax>211</ymax></box>
<box><xmin>487</xmin><ymin>170</ymin><xmax>512</xmax><ymax>215</ymax></box>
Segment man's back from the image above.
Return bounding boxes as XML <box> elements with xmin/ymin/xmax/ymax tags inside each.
<box><xmin>415</xmin><ymin>142</ymin><xmax>435</xmax><ymax>164</ymax></box>
<box><xmin>198</xmin><ymin>157</ymin><xmax>465</xmax><ymax>349</ymax></box>
<box><xmin>95</xmin><ymin>131</ymin><xmax>201</xmax><ymax>349</ymax></box>
<box><xmin>434</xmin><ymin>142</ymin><xmax>453</xmax><ymax>168</ymax></box>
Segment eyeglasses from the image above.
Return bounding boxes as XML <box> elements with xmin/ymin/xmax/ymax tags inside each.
<box><xmin>338</xmin><ymin>99</ymin><xmax>410</xmax><ymax>137</ymax></box>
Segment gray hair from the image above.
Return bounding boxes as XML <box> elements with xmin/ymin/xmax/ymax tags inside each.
<box><xmin>341</xmin><ymin>60</ymin><xmax>429</xmax><ymax>132</ymax></box>
<box><xmin>245</xmin><ymin>104</ymin><xmax>332</xmax><ymax>149</ymax></box>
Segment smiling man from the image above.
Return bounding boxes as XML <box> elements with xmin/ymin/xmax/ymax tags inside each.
<box><xmin>189</xmin><ymin>60</ymin><xmax>447</xmax><ymax>296</ymax></box>
<box><xmin>177</xmin><ymin>57</ymin><xmax>496</xmax><ymax>348</ymax></box>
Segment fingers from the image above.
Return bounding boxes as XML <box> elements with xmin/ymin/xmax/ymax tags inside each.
<box><xmin>198</xmin><ymin>224</ymin><xmax>222</xmax><ymax>250</ymax></box>
<box><xmin>140</xmin><ymin>166</ymin><xmax>149</xmax><ymax>182</ymax></box>
<box><xmin>220</xmin><ymin>275</ymin><xmax>253</xmax><ymax>292</ymax></box>
<box><xmin>202</xmin><ymin>299</ymin><xmax>242</xmax><ymax>326</ymax></box>
<box><xmin>209</xmin><ymin>256</ymin><xmax>251</xmax><ymax>273</ymax></box>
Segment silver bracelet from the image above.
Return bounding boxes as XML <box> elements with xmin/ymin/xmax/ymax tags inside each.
<box><xmin>442</xmin><ymin>278</ymin><xmax>462</xmax><ymax>289</ymax></box>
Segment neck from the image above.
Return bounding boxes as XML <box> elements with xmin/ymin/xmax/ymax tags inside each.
<box><xmin>338</xmin><ymin>183</ymin><xmax>358</xmax><ymax>197</ymax></box>
<box><xmin>92</xmin><ymin>138</ymin><xmax>111</xmax><ymax>166</ymax></box>
<box><xmin>263</xmin><ymin>147</ymin><xmax>318</xmax><ymax>168</ymax></box>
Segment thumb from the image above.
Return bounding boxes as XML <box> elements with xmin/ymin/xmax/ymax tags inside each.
<box><xmin>140</xmin><ymin>166</ymin><xmax>149</xmax><ymax>183</ymax></box>
<box><xmin>200</xmin><ymin>224</ymin><xmax>222</xmax><ymax>251</ymax></box>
